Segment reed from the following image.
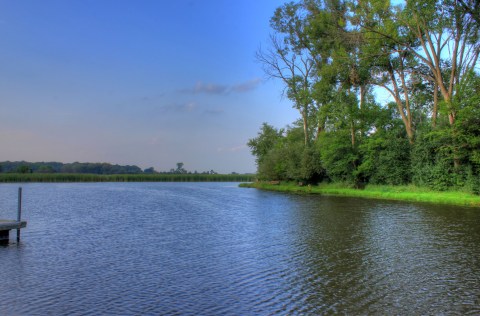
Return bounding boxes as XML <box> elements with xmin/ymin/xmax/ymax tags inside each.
<box><xmin>0</xmin><ymin>173</ymin><xmax>256</xmax><ymax>183</ymax></box>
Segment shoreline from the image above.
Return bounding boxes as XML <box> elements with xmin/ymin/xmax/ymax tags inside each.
<box><xmin>240</xmin><ymin>182</ymin><xmax>480</xmax><ymax>208</ymax></box>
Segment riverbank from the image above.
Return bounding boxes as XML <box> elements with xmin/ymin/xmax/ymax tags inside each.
<box><xmin>240</xmin><ymin>182</ymin><xmax>480</xmax><ymax>207</ymax></box>
<box><xmin>0</xmin><ymin>173</ymin><xmax>255</xmax><ymax>183</ymax></box>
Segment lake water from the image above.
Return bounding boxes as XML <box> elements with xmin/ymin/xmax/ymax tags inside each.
<box><xmin>0</xmin><ymin>182</ymin><xmax>479</xmax><ymax>315</ymax></box>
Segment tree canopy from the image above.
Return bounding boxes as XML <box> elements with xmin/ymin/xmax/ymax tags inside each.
<box><xmin>250</xmin><ymin>0</ymin><xmax>480</xmax><ymax>192</ymax></box>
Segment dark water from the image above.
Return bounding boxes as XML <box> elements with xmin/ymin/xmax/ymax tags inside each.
<box><xmin>0</xmin><ymin>183</ymin><xmax>479</xmax><ymax>315</ymax></box>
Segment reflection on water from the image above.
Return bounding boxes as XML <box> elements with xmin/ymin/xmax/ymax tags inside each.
<box><xmin>0</xmin><ymin>183</ymin><xmax>479</xmax><ymax>314</ymax></box>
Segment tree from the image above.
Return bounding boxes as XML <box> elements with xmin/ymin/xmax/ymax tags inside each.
<box><xmin>458</xmin><ymin>0</ymin><xmax>480</xmax><ymax>24</ymax></box>
<box><xmin>257</xmin><ymin>3</ymin><xmax>318</xmax><ymax>146</ymax></box>
<box><xmin>251</xmin><ymin>0</ymin><xmax>480</xmax><ymax>192</ymax></box>
<box><xmin>399</xmin><ymin>0</ymin><xmax>480</xmax><ymax>128</ymax></box>
<box><xmin>247</xmin><ymin>123</ymin><xmax>284</xmax><ymax>166</ymax></box>
<box><xmin>37</xmin><ymin>165</ymin><xmax>55</xmax><ymax>173</ymax></box>
<box><xmin>353</xmin><ymin>0</ymin><xmax>419</xmax><ymax>143</ymax></box>
<box><xmin>175</xmin><ymin>162</ymin><xmax>186</xmax><ymax>174</ymax></box>
<box><xmin>16</xmin><ymin>165</ymin><xmax>32</xmax><ymax>174</ymax></box>
<box><xmin>358</xmin><ymin>117</ymin><xmax>412</xmax><ymax>185</ymax></box>
<box><xmin>144</xmin><ymin>167</ymin><xmax>156</xmax><ymax>174</ymax></box>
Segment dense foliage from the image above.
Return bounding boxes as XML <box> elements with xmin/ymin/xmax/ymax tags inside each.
<box><xmin>250</xmin><ymin>0</ymin><xmax>480</xmax><ymax>193</ymax></box>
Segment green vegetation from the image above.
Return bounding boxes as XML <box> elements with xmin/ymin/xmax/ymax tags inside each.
<box><xmin>0</xmin><ymin>173</ymin><xmax>255</xmax><ymax>183</ymax></box>
<box><xmin>240</xmin><ymin>182</ymin><xmax>480</xmax><ymax>207</ymax></box>
<box><xmin>0</xmin><ymin>161</ymin><xmax>249</xmax><ymax>182</ymax></box>
<box><xmin>0</xmin><ymin>161</ymin><xmax>145</xmax><ymax>174</ymax></box>
<box><xmin>250</xmin><ymin>0</ymin><xmax>480</xmax><ymax>195</ymax></box>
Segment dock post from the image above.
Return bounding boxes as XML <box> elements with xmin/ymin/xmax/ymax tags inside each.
<box><xmin>0</xmin><ymin>230</ymin><xmax>9</xmax><ymax>244</ymax></box>
<box><xmin>17</xmin><ymin>187</ymin><xmax>22</xmax><ymax>242</ymax></box>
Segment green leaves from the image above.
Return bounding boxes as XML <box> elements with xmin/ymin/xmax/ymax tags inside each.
<box><xmin>252</xmin><ymin>0</ymin><xmax>480</xmax><ymax>193</ymax></box>
<box><xmin>247</xmin><ymin>123</ymin><xmax>284</xmax><ymax>166</ymax></box>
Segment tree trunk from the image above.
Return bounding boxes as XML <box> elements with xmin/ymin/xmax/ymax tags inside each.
<box><xmin>302</xmin><ymin>110</ymin><xmax>309</xmax><ymax>146</ymax></box>
<box><xmin>351</xmin><ymin>122</ymin><xmax>356</xmax><ymax>147</ymax></box>
<box><xmin>386</xmin><ymin>65</ymin><xmax>415</xmax><ymax>144</ymax></box>
<box><xmin>360</xmin><ymin>85</ymin><xmax>366</xmax><ymax>110</ymax></box>
<box><xmin>432</xmin><ymin>81</ymin><xmax>438</xmax><ymax>128</ymax></box>
<box><xmin>314</xmin><ymin>124</ymin><xmax>323</xmax><ymax>143</ymax></box>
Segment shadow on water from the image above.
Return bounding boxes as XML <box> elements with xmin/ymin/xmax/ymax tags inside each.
<box><xmin>274</xmin><ymin>194</ymin><xmax>480</xmax><ymax>314</ymax></box>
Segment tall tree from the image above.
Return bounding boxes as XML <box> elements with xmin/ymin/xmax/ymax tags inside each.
<box><xmin>458</xmin><ymin>0</ymin><xmax>480</xmax><ymax>25</ymax></box>
<box><xmin>256</xmin><ymin>2</ymin><xmax>316</xmax><ymax>146</ymax></box>
<box><xmin>247</xmin><ymin>123</ymin><xmax>284</xmax><ymax>166</ymax></box>
<box><xmin>306</xmin><ymin>0</ymin><xmax>385</xmax><ymax>146</ymax></box>
<box><xmin>354</xmin><ymin>0</ymin><xmax>419</xmax><ymax>143</ymax></box>
<box><xmin>400</xmin><ymin>0</ymin><xmax>479</xmax><ymax>127</ymax></box>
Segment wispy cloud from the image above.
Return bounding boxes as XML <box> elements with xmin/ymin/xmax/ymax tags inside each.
<box><xmin>202</xmin><ymin>108</ymin><xmax>224</xmax><ymax>116</ymax></box>
<box><xmin>180</xmin><ymin>78</ymin><xmax>262</xmax><ymax>95</ymax></box>
<box><xmin>156</xmin><ymin>102</ymin><xmax>226</xmax><ymax>117</ymax></box>
<box><xmin>193</xmin><ymin>82</ymin><xmax>228</xmax><ymax>94</ymax></box>
<box><xmin>231</xmin><ymin>78</ymin><xmax>262</xmax><ymax>93</ymax></box>
<box><xmin>160</xmin><ymin>102</ymin><xmax>197</xmax><ymax>113</ymax></box>
<box><xmin>140</xmin><ymin>92</ymin><xmax>165</xmax><ymax>102</ymax></box>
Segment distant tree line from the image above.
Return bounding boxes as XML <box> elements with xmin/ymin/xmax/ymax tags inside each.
<box><xmin>0</xmin><ymin>161</ymin><xmax>143</xmax><ymax>174</ymax></box>
<box><xmin>0</xmin><ymin>161</ymin><xmax>224</xmax><ymax>175</ymax></box>
<box><xmin>250</xmin><ymin>0</ymin><xmax>480</xmax><ymax>193</ymax></box>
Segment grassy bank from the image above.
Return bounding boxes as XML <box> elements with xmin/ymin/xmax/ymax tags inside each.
<box><xmin>240</xmin><ymin>182</ymin><xmax>480</xmax><ymax>207</ymax></box>
<box><xmin>0</xmin><ymin>173</ymin><xmax>255</xmax><ymax>183</ymax></box>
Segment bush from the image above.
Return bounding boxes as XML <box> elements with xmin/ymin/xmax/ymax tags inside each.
<box><xmin>358</xmin><ymin>125</ymin><xmax>411</xmax><ymax>185</ymax></box>
<box><xmin>319</xmin><ymin>130</ymin><xmax>359</xmax><ymax>185</ymax></box>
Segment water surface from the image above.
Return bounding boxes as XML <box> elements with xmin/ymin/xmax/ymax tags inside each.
<box><xmin>1</xmin><ymin>183</ymin><xmax>479</xmax><ymax>314</ymax></box>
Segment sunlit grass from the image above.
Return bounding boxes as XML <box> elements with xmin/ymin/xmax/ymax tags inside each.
<box><xmin>241</xmin><ymin>182</ymin><xmax>480</xmax><ymax>207</ymax></box>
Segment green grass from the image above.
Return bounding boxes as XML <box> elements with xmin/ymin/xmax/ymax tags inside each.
<box><xmin>0</xmin><ymin>173</ymin><xmax>255</xmax><ymax>183</ymax></box>
<box><xmin>240</xmin><ymin>182</ymin><xmax>480</xmax><ymax>207</ymax></box>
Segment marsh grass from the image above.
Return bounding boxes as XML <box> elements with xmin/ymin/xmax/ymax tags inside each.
<box><xmin>241</xmin><ymin>182</ymin><xmax>480</xmax><ymax>207</ymax></box>
<box><xmin>0</xmin><ymin>173</ymin><xmax>255</xmax><ymax>183</ymax></box>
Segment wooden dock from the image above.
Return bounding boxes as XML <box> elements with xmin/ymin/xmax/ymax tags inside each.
<box><xmin>0</xmin><ymin>220</ymin><xmax>27</xmax><ymax>230</ymax></box>
<box><xmin>0</xmin><ymin>187</ymin><xmax>27</xmax><ymax>244</ymax></box>
<box><xmin>0</xmin><ymin>220</ymin><xmax>27</xmax><ymax>243</ymax></box>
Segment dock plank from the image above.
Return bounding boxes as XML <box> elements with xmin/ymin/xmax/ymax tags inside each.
<box><xmin>0</xmin><ymin>220</ymin><xmax>27</xmax><ymax>230</ymax></box>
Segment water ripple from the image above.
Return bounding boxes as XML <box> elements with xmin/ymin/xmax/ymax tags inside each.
<box><xmin>0</xmin><ymin>183</ymin><xmax>479</xmax><ymax>314</ymax></box>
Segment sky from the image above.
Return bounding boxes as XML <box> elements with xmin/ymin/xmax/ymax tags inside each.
<box><xmin>0</xmin><ymin>0</ymin><xmax>298</xmax><ymax>174</ymax></box>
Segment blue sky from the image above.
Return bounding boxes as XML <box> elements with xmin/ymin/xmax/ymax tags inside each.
<box><xmin>0</xmin><ymin>0</ymin><xmax>297</xmax><ymax>173</ymax></box>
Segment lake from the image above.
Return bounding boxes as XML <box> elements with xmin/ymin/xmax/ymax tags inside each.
<box><xmin>1</xmin><ymin>182</ymin><xmax>479</xmax><ymax>315</ymax></box>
